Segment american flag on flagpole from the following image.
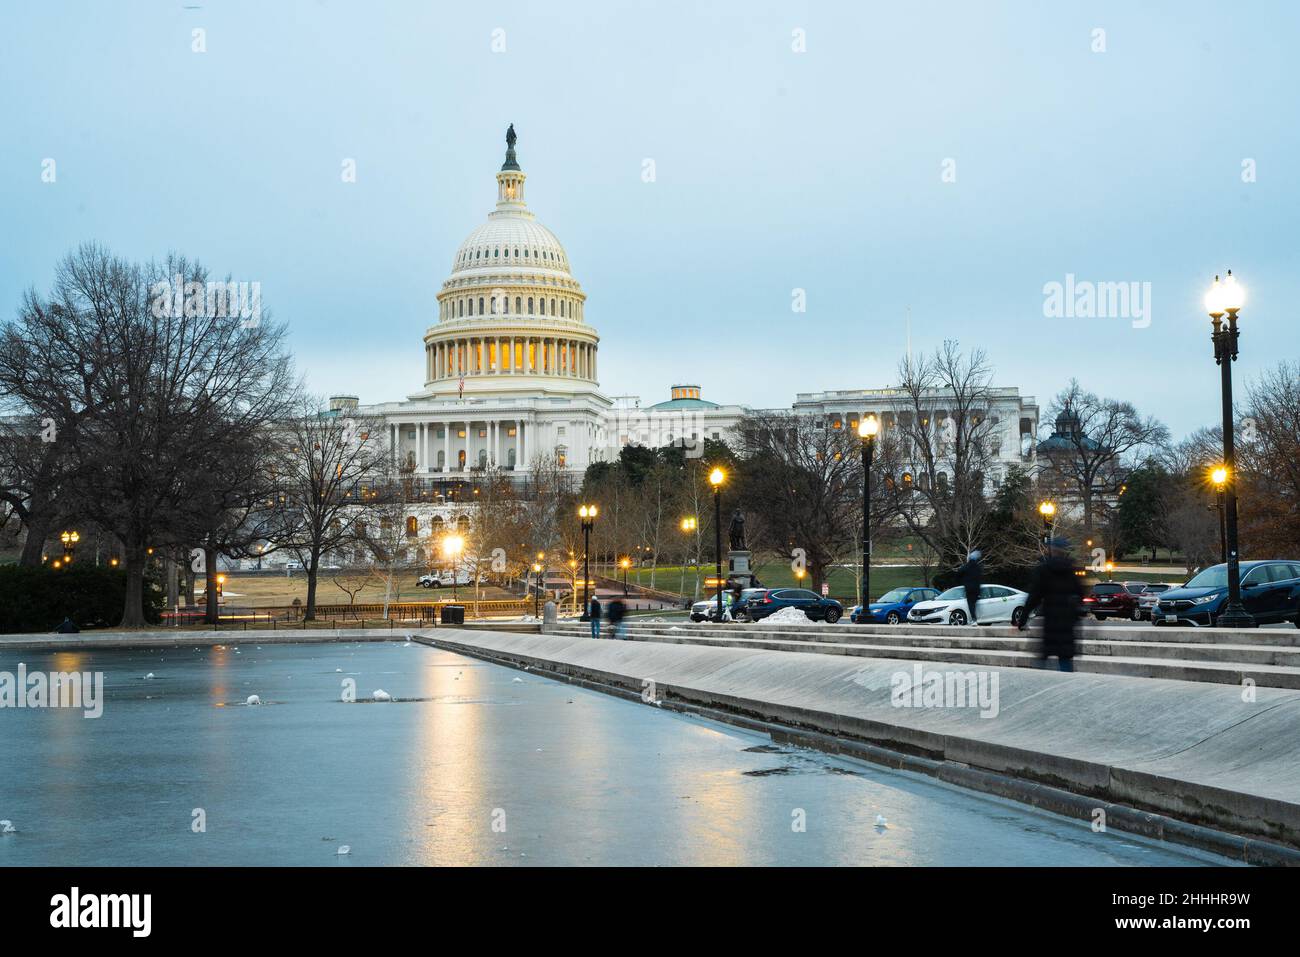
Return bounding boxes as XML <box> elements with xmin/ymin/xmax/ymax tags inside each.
<box><xmin>458</xmin><ymin>374</ymin><xmax>465</xmax><ymax>399</ymax></box>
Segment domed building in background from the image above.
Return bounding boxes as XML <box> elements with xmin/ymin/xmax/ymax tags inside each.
<box><xmin>348</xmin><ymin>127</ymin><xmax>1040</xmax><ymax>499</ymax></box>
<box><xmin>360</xmin><ymin>127</ymin><xmax>613</xmax><ymax>479</ymax></box>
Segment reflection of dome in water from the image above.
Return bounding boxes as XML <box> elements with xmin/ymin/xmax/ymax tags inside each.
<box><xmin>424</xmin><ymin>129</ymin><xmax>598</xmax><ymax>396</ymax></box>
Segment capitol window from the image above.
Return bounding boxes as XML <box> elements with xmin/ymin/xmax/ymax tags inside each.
<box><xmin>528</xmin><ymin>298</ymin><xmax>534</xmax><ymax>314</ymax></box>
<box><xmin>494</xmin><ymin>248</ymin><xmax>499</xmax><ymax>257</ymax></box>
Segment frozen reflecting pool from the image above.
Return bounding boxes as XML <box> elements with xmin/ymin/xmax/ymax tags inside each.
<box><xmin>0</xmin><ymin>641</ymin><xmax>1235</xmax><ymax>866</ymax></box>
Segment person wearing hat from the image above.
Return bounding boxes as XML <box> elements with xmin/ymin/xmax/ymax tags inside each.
<box><xmin>1019</xmin><ymin>537</ymin><xmax>1085</xmax><ymax>671</ymax></box>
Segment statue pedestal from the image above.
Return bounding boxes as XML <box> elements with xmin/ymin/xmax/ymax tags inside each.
<box><xmin>727</xmin><ymin>550</ymin><xmax>758</xmax><ymax>587</ymax></box>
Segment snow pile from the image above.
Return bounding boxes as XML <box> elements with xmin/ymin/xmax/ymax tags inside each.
<box><xmin>755</xmin><ymin>606</ymin><xmax>819</xmax><ymax>626</ymax></box>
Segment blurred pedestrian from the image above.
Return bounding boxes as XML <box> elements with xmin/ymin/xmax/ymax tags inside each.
<box><xmin>958</xmin><ymin>550</ymin><xmax>984</xmax><ymax>625</ymax></box>
<box><xmin>1019</xmin><ymin>538</ymin><xmax>1085</xmax><ymax>671</ymax></box>
<box><xmin>607</xmin><ymin>598</ymin><xmax>627</xmax><ymax>639</ymax></box>
<box><xmin>588</xmin><ymin>595</ymin><xmax>602</xmax><ymax>638</ymax></box>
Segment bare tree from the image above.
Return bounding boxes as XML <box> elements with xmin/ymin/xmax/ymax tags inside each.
<box><xmin>875</xmin><ymin>341</ymin><xmax>1000</xmax><ymax>568</ymax></box>
<box><xmin>1237</xmin><ymin>361</ymin><xmax>1300</xmax><ymax>557</ymax></box>
<box><xmin>270</xmin><ymin>398</ymin><xmax>389</xmax><ymax>620</ymax></box>
<box><xmin>1037</xmin><ymin>380</ymin><xmax>1169</xmax><ymax>537</ymax></box>
<box><xmin>734</xmin><ymin>410</ymin><xmax>873</xmax><ymax>590</ymax></box>
<box><xmin>1</xmin><ymin>245</ymin><xmax>296</xmax><ymax>625</ymax></box>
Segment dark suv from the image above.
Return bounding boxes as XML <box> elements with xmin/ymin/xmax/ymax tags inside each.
<box><xmin>1154</xmin><ymin>561</ymin><xmax>1300</xmax><ymax>626</ymax></box>
<box><xmin>737</xmin><ymin>587</ymin><xmax>844</xmax><ymax>623</ymax></box>
<box><xmin>1082</xmin><ymin>581</ymin><xmax>1147</xmax><ymax>621</ymax></box>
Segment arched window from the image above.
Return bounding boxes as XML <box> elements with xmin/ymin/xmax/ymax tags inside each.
<box><xmin>405</xmin><ymin>516</ymin><xmax>418</xmax><ymax>538</ymax></box>
<box><xmin>467</xmin><ymin>299</ymin><xmax>473</xmax><ymax>316</ymax></box>
<box><xmin>528</xmin><ymin>297</ymin><xmax>534</xmax><ymax>315</ymax></box>
<box><xmin>457</xmin><ymin>449</ymin><xmax>466</xmax><ymax>469</ymax></box>
<box><xmin>515</xmin><ymin>297</ymin><xmax>521</xmax><ymax>313</ymax></box>
<box><xmin>538</xmin><ymin>298</ymin><xmax>545</xmax><ymax>316</ymax></box>
<box><xmin>524</xmin><ymin>248</ymin><xmax>529</xmax><ymax>258</ymax></box>
<box><xmin>478</xmin><ymin>297</ymin><xmax>484</xmax><ymax>314</ymax></box>
<box><xmin>557</xmin><ymin>446</ymin><xmax>567</xmax><ymax>469</ymax></box>
<box><xmin>551</xmin><ymin>298</ymin><xmax>556</xmax><ymax>315</ymax></box>
<box><xmin>431</xmin><ymin>515</ymin><xmax>445</xmax><ymax>533</ymax></box>
<box><xmin>478</xmin><ymin>449</ymin><xmax>487</xmax><ymax>468</ymax></box>
<box><xmin>507</xmin><ymin>448</ymin><xmax>516</xmax><ymax>469</ymax></box>
<box><xmin>561</xmin><ymin>301</ymin><xmax>566</xmax><ymax>317</ymax></box>
<box><xmin>494</xmin><ymin>247</ymin><xmax>499</xmax><ymax>258</ymax></box>
<box><xmin>457</xmin><ymin>515</ymin><xmax>470</xmax><ymax>533</ymax></box>
<box><xmin>458</xmin><ymin>300</ymin><xmax>464</xmax><ymax>317</ymax></box>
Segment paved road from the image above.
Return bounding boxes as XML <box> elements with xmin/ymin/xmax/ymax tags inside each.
<box><xmin>0</xmin><ymin>641</ymin><xmax>1237</xmax><ymax>866</ymax></box>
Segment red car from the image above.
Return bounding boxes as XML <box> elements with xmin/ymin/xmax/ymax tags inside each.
<box><xmin>1083</xmin><ymin>581</ymin><xmax>1148</xmax><ymax>621</ymax></box>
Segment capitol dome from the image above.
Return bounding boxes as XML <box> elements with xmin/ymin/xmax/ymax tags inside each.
<box><xmin>423</xmin><ymin>126</ymin><xmax>597</xmax><ymax>397</ymax></box>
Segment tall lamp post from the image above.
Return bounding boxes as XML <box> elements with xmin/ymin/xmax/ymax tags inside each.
<box><xmin>443</xmin><ymin>534</ymin><xmax>464</xmax><ymax>602</ymax></box>
<box><xmin>620</xmin><ymin>556</ymin><xmax>630</xmax><ymax>595</ymax></box>
<box><xmin>858</xmin><ymin>415</ymin><xmax>879</xmax><ymax>606</ymax></box>
<box><xmin>709</xmin><ymin>468</ymin><xmax>725</xmax><ymax>622</ymax></box>
<box><xmin>1205</xmin><ymin>271</ymin><xmax>1255</xmax><ymax>627</ymax></box>
<box><xmin>578</xmin><ymin>504</ymin><xmax>597</xmax><ymax>620</ymax></box>
<box><xmin>532</xmin><ymin>562</ymin><xmax>543</xmax><ymax>618</ymax></box>
<box><xmin>1210</xmin><ymin>466</ymin><xmax>1228</xmax><ymax>565</ymax></box>
<box><xmin>60</xmin><ymin>529</ymin><xmax>80</xmax><ymax>563</ymax></box>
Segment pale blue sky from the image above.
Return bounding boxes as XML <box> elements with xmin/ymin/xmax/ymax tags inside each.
<box><xmin>2</xmin><ymin>0</ymin><xmax>1297</xmax><ymax>437</ymax></box>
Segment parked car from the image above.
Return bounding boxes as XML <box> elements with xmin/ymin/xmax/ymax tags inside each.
<box><xmin>696</xmin><ymin>590</ymin><xmax>764</xmax><ymax>621</ymax></box>
<box><xmin>737</xmin><ymin>587</ymin><xmax>844</xmax><ymax>623</ymax></box>
<box><xmin>1083</xmin><ymin>581</ymin><xmax>1148</xmax><ymax>621</ymax></box>
<box><xmin>1153</xmin><ymin>560</ymin><xmax>1300</xmax><ymax>626</ymax></box>
<box><xmin>851</xmin><ymin>586</ymin><xmax>941</xmax><ymax>624</ymax></box>
<box><xmin>1135</xmin><ymin>582</ymin><xmax>1179</xmax><ymax>620</ymax></box>
<box><xmin>690</xmin><ymin>592</ymin><xmax>731</xmax><ymax>621</ymax></box>
<box><xmin>418</xmin><ymin>570</ymin><xmax>480</xmax><ymax>588</ymax></box>
<box><xmin>907</xmin><ymin>585</ymin><xmax>1029</xmax><ymax>626</ymax></box>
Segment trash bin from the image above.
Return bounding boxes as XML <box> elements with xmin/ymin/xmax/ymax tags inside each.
<box><xmin>440</xmin><ymin>605</ymin><xmax>465</xmax><ymax>625</ymax></box>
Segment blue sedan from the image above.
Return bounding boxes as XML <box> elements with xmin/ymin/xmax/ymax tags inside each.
<box><xmin>850</xmin><ymin>587</ymin><xmax>941</xmax><ymax>624</ymax></box>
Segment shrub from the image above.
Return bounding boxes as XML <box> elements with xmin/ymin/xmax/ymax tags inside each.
<box><xmin>0</xmin><ymin>564</ymin><xmax>163</xmax><ymax>633</ymax></box>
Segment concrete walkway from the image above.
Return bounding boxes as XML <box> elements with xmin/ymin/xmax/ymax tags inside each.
<box><xmin>423</xmin><ymin>627</ymin><xmax>1300</xmax><ymax>862</ymax></box>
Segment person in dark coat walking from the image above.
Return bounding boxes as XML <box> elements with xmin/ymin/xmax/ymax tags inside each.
<box><xmin>607</xmin><ymin>598</ymin><xmax>627</xmax><ymax>639</ymax></box>
<box><xmin>957</xmin><ymin>550</ymin><xmax>983</xmax><ymax>625</ymax></box>
<box><xmin>588</xmin><ymin>595</ymin><xmax>602</xmax><ymax>638</ymax></box>
<box><xmin>1019</xmin><ymin>539</ymin><xmax>1085</xmax><ymax>671</ymax></box>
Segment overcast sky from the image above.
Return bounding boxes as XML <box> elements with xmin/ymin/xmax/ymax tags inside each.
<box><xmin>2</xmin><ymin>0</ymin><xmax>1296</xmax><ymax>438</ymax></box>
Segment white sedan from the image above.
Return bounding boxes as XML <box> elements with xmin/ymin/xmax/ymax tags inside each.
<box><xmin>907</xmin><ymin>585</ymin><xmax>1029</xmax><ymax>626</ymax></box>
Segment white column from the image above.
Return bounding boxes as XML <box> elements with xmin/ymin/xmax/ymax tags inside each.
<box><xmin>489</xmin><ymin>420</ymin><xmax>497</xmax><ymax>465</ymax></box>
<box><xmin>443</xmin><ymin>421</ymin><xmax>450</xmax><ymax>473</ymax></box>
<box><xmin>519</xmin><ymin>418</ymin><xmax>529</xmax><ymax>470</ymax></box>
<box><xmin>416</xmin><ymin>423</ymin><xmax>425</xmax><ymax>471</ymax></box>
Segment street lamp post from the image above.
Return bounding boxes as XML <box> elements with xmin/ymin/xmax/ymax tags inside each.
<box><xmin>578</xmin><ymin>504</ymin><xmax>597</xmax><ymax>620</ymax></box>
<box><xmin>1038</xmin><ymin>502</ymin><xmax>1056</xmax><ymax>557</ymax></box>
<box><xmin>1205</xmin><ymin>272</ymin><xmax>1255</xmax><ymax>627</ymax></box>
<box><xmin>60</xmin><ymin>530</ymin><xmax>79</xmax><ymax>563</ymax></box>
<box><xmin>532</xmin><ymin>562</ymin><xmax>543</xmax><ymax>618</ymax></box>
<box><xmin>681</xmin><ymin>516</ymin><xmax>699</xmax><ymax>600</ymax></box>
<box><xmin>1210</xmin><ymin>466</ymin><xmax>1228</xmax><ymax>565</ymax></box>
<box><xmin>620</xmin><ymin>557</ymin><xmax>630</xmax><ymax>595</ymax></box>
<box><xmin>442</xmin><ymin>534</ymin><xmax>464</xmax><ymax>602</ymax></box>
<box><xmin>709</xmin><ymin>468</ymin><xmax>725</xmax><ymax>622</ymax></box>
<box><xmin>858</xmin><ymin>415</ymin><xmax>879</xmax><ymax>607</ymax></box>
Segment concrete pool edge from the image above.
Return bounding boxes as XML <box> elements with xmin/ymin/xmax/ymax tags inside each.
<box><xmin>417</xmin><ymin>629</ymin><xmax>1300</xmax><ymax>866</ymax></box>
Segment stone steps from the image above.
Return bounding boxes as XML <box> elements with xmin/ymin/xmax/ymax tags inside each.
<box><xmin>550</xmin><ymin>622</ymin><xmax>1300</xmax><ymax>689</ymax></box>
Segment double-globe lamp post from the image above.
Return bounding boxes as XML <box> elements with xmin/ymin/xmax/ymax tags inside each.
<box><xmin>857</xmin><ymin>415</ymin><xmax>879</xmax><ymax>607</ymax></box>
<box><xmin>709</xmin><ymin>468</ymin><xmax>725</xmax><ymax>622</ymax></box>
<box><xmin>578</xmin><ymin>504</ymin><xmax>597</xmax><ymax>620</ymax></box>
<box><xmin>1205</xmin><ymin>271</ymin><xmax>1254</xmax><ymax>628</ymax></box>
<box><xmin>442</xmin><ymin>534</ymin><xmax>464</xmax><ymax>602</ymax></box>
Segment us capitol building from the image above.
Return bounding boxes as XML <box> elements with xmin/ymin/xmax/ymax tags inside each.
<box><xmin>337</xmin><ymin>127</ymin><xmax>1040</xmax><ymax>495</ymax></box>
